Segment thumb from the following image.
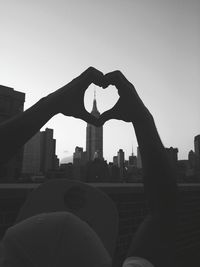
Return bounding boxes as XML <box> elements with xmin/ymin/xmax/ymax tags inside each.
<box><xmin>80</xmin><ymin>111</ymin><xmax>100</xmax><ymax>127</ymax></box>
<box><xmin>99</xmin><ymin>99</ymin><xmax>122</xmax><ymax>125</ymax></box>
<box><xmin>98</xmin><ymin>107</ymin><xmax>118</xmax><ymax>126</ymax></box>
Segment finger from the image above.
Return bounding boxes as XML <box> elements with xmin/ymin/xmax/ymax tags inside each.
<box><xmin>98</xmin><ymin>106</ymin><xmax>120</xmax><ymax>125</ymax></box>
<box><xmin>102</xmin><ymin>70</ymin><xmax>130</xmax><ymax>87</ymax></box>
<box><xmin>102</xmin><ymin>71</ymin><xmax>133</xmax><ymax>98</ymax></box>
<box><xmin>79</xmin><ymin>67</ymin><xmax>105</xmax><ymax>89</ymax></box>
<box><xmin>80</xmin><ymin>111</ymin><xmax>100</xmax><ymax>127</ymax></box>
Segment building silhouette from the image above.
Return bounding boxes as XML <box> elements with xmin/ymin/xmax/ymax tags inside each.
<box><xmin>85</xmin><ymin>158</ymin><xmax>110</xmax><ymax>182</ymax></box>
<box><xmin>40</xmin><ymin>128</ymin><xmax>58</xmax><ymax>173</ymax></box>
<box><xmin>195</xmin><ymin>135</ymin><xmax>200</xmax><ymax>156</ymax></box>
<box><xmin>0</xmin><ymin>85</ymin><xmax>25</xmax><ymax>181</ymax></box>
<box><xmin>117</xmin><ymin>149</ymin><xmax>125</xmax><ymax>179</ymax></box>
<box><xmin>22</xmin><ymin>132</ymin><xmax>41</xmax><ymax>175</ymax></box>
<box><xmin>86</xmin><ymin>92</ymin><xmax>103</xmax><ymax>161</ymax></box>
<box><xmin>137</xmin><ymin>147</ymin><xmax>142</xmax><ymax>169</ymax></box>
<box><xmin>112</xmin><ymin>149</ymin><xmax>125</xmax><ymax>180</ymax></box>
<box><xmin>165</xmin><ymin>147</ymin><xmax>179</xmax><ymax>171</ymax></box>
<box><xmin>188</xmin><ymin>150</ymin><xmax>196</xmax><ymax>170</ymax></box>
<box><xmin>117</xmin><ymin>149</ymin><xmax>125</xmax><ymax>168</ymax></box>
<box><xmin>128</xmin><ymin>148</ymin><xmax>137</xmax><ymax>167</ymax></box>
<box><xmin>73</xmin><ymin>146</ymin><xmax>87</xmax><ymax>180</ymax></box>
<box><xmin>73</xmin><ymin>146</ymin><xmax>87</xmax><ymax>165</ymax></box>
<box><xmin>22</xmin><ymin>128</ymin><xmax>59</xmax><ymax>177</ymax></box>
<box><xmin>194</xmin><ymin>135</ymin><xmax>200</xmax><ymax>171</ymax></box>
<box><xmin>113</xmin><ymin>156</ymin><xmax>118</xmax><ymax>166</ymax></box>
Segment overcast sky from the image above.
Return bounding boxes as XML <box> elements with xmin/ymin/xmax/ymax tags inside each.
<box><xmin>0</xmin><ymin>0</ymin><xmax>199</xmax><ymax>163</ymax></box>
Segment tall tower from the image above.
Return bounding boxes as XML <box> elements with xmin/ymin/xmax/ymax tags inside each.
<box><xmin>86</xmin><ymin>91</ymin><xmax>103</xmax><ymax>161</ymax></box>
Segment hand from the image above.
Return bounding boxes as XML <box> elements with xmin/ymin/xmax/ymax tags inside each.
<box><xmin>47</xmin><ymin>67</ymin><xmax>104</xmax><ymax>126</ymax></box>
<box><xmin>99</xmin><ymin>70</ymin><xmax>152</xmax><ymax>125</ymax></box>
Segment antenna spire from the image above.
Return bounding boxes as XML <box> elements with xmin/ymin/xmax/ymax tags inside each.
<box><xmin>91</xmin><ymin>86</ymin><xmax>98</xmax><ymax>114</ymax></box>
<box><xmin>94</xmin><ymin>88</ymin><xmax>96</xmax><ymax>100</ymax></box>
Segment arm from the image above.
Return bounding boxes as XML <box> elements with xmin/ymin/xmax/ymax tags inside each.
<box><xmin>0</xmin><ymin>67</ymin><xmax>104</xmax><ymax>164</ymax></box>
<box><xmin>0</xmin><ymin>96</ymin><xmax>54</xmax><ymax>164</ymax></box>
<box><xmin>127</xmin><ymin>118</ymin><xmax>177</xmax><ymax>267</ymax></box>
<box><xmin>100</xmin><ymin>71</ymin><xmax>177</xmax><ymax>267</ymax></box>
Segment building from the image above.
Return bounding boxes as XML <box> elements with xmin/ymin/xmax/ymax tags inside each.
<box><xmin>40</xmin><ymin>128</ymin><xmax>57</xmax><ymax>173</ymax></box>
<box><xmin>165</xmin><ymin>147</ymin><xmax>179</xmax><ymax>171</ymax></box>
<box><xmin>126</xmin><ymin>150</ymin><xmax>138</xmax><ymax>182</ymax></box>
<box><xmin>46</xmin><ymin>163</ymin><xmax>73</xmax><ymax>180</ymax></box>
<box><xmin>137</xmin><ymin>147</ymin><xmax>142</xmax><ymax>169</ymax></box>
<box><xmin>128</xmin><ymin>148</ymin><xmax>137</xmax><ymax>167</ymax></box>
<box><xmin>116</xmin><ymin>149</ymin><xmax>125</xmax><ymax>179</ymax></box>
<box><xmin>73</xmin><ymin>146</ymin><xmax>87</xmax><ymax>180</ymax></box>
<box><xmin>177</xmin><ymin>160</ymin><xmax>190</xmax><ymax>180</ymax></box>
<box><xmin>113</xmin><ymin>156</ymin><xmax>118</xmax><ymax>166</ymax></box>
<box><xmin>194</xmin><ymin>135</ymin><xmax>200</xmax><ymax>171</ymax></box>
<box><xmin>112</xmin><ymin>149</ymin><xmax>125</xmax><ymax>178</ymax></box>
<box><xmin>108</xmin><ymin>162</ymin><xmax>120</xmax><ymax>182</ymax></box>
<box><xmin>188</xmin><ymin>150</ymin><xmax>196</xmax><ymax>170</ymax></box>
<box><xmin>0</xmin><ymin>85</ymin><xmax>25</xmax><ymax>181</ymax></box>
<box><xmin>73</xmin><ymin>146</ymin><xmax>87</xmax><ymax>165</ymax></box>
<box><xmin>86</xmin><ymin>92</ymin><xmax>103</xmax><ymax>161</ymax></box>
<box><xmin>22</xmin><ymin>132</ymin><xmax>41</xmax><ymax>175</ymax></box>
<box><xmin>194</xmin><ymin>135</ymin><xmax>200</xmax><ymax>157</ymax></box>
<box><xmin>22</xmin><ymin>128</ymin><xmax>58</xmax><ymax>177</ymax></box>
<box><xmin>85</xmin><ymin>158</ymin><xmax>110</xmax><ymax>182</ymax></box>
<box><xmin>117</xmin><ymin>149</ymin><xmax>125</xmax><ymax>168</ymax></box>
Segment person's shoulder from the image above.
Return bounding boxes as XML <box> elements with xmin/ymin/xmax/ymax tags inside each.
<box><xmin>122</xmin><ymin>256</ymin><xmax>155</xmax><ymax>267</ymax></box>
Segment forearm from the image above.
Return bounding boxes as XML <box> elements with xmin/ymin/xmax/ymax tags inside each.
<box><xmin>0</xmin><ymin>95</ymin><xmax>56</xmax><ymax>164</ymax></box>
<box><xmin>133</xmin><ymin>113</ymin><xmax>177</xmax><ymax>216</ymax></box>
<box><xmin>126</xmin><ymin>114</ymin><xmax>177</xmax><ymax>266</ymax></box>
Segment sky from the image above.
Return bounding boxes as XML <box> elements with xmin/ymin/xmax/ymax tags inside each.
<box><xmin>0</xmin><ymin>0</ymin><xmax>199</xmax><ymax>163</ymax></box>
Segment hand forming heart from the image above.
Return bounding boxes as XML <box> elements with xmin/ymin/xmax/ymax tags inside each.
<box><xmin>48</xmin><ymin>67</ymin><xmax>152</xmax><ymax>127</ymax></box>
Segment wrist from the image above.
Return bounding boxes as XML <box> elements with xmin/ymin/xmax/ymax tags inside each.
<box><xmin>44</xmin><ymin>93</ymin><xmax>61</xmax><ymax>117</ymax></box>
<box><xmin>38</xmin><ymin>95</ymin><xmax>58</xmax><ymax>118</ymax></box>
<box><xmin>131</xmin><ymin>108</ymin><xmax>154</xmax><ymax>126</ymax></box>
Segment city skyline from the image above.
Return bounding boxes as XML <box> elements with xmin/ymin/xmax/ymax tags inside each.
<box><xmin>0</xmin><ymin>83</ymin><xmax>199</xmax><ymax>166</ymax></box>
<box><xmin>0</xmin><ymin>1</ymin><xmax>199</xmax><ymax>163</ymax></box>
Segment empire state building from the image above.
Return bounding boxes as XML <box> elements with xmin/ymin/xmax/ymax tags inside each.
<box><xmin>86</xmin><ymin>93</ymin><xmax>103</xmax><ymax>161</ymax></box>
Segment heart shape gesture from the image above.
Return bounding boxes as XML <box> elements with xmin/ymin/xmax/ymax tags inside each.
<box><xmin>48</xmin><ymin>67</ymin><xmax>105</xmax><ymax>126</ymax></box>
<box><xmin>99</xmin><ymin>70</ymin><xmax>153</xmax><ymax>126</ymax></box>
<box><xmin>48</xmin><ymin>67</ymin><xmax>152</xmax><ymax>127</ymax></box>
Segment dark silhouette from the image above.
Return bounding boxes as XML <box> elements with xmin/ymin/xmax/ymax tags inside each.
<box><xmin>0</xmin><ymin>67</ymin><xmax>177</xmax><ymax>267</ymax></box>
<box><xmin>85</xmin><ymin>158</ymin><xmax>110</xmax><ymax>182</ymax></box>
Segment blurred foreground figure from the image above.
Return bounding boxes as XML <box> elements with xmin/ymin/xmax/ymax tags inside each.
<box><xmin>1</xmin><ymin>212</ymin><xmax>111</xmax><ymax>267</ymax></box>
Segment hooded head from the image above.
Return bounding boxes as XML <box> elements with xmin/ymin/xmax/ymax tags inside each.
<box><xmin>1</xmin><ymin>211</ymin><xmax>112</xmax><ymax>267</ymax></box>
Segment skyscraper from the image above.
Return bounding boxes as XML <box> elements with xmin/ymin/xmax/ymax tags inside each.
<box><xmin>165</xmin><ymin>147</ymin><xmax>178</xmax><ymax>171</ymax></box>
<box><xmin>22</xmin><ymin>132</ymin><xmax>41</xmax><ymax>175</ymax></box>
<box><xmin>137</xmin><ymin>147</ymin><xmax>142</xmax><ymax>169</ymax></box>
<box><xmin>0</xmin><ymin>85</ymin><xmax>25</xmax><ymax>181</ymax></box>
<box><xmin>73</xmin><ymin>146</ymin><xmax>87</xmax><ymax>166</ymax></box>
<box><xmin>73</xmin><ymin>146</ymin><xmax>87</xmax><ymax>180</ymax></box>
<box><xmin>86</xmin><ymin>92</ymin><xmax>103</xmax><ymax>161</ymax></box>
<box><xmin>117</xmin><ymin>149</ymin><xmax>125</xmax><ymax>168</ymax></box>
<box><xmin>113</xmin><ymin>156</ymin><xmax>118</xmax><ymax>166</ymax></box>
<box><xmin>129</xmin><ymin>154</ymin><xmax>137</xmax><ymax>166</ymax></box>
<box><xmin>22</xmin><ymin>128</ymin><xmax>58</xmax><ymax>176</ymax></box>
<box><xmin>117</xmin><ymin>149</ymin><xmax>125</xmax><ymax>179</ymax></box>
<box><xmin>194</xmin><ymin>135</ymin><xmax>200</xmax><ymax>171</ymax></box>
<box><xmin>40</xmin><ymin>128</ymin><xmax>56</xmax><ymax>173</ymax></box>
<box><xmin>194</xmin><ymin>135</ymin><xmax>200</xmax><ymax>157</ymax></box>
